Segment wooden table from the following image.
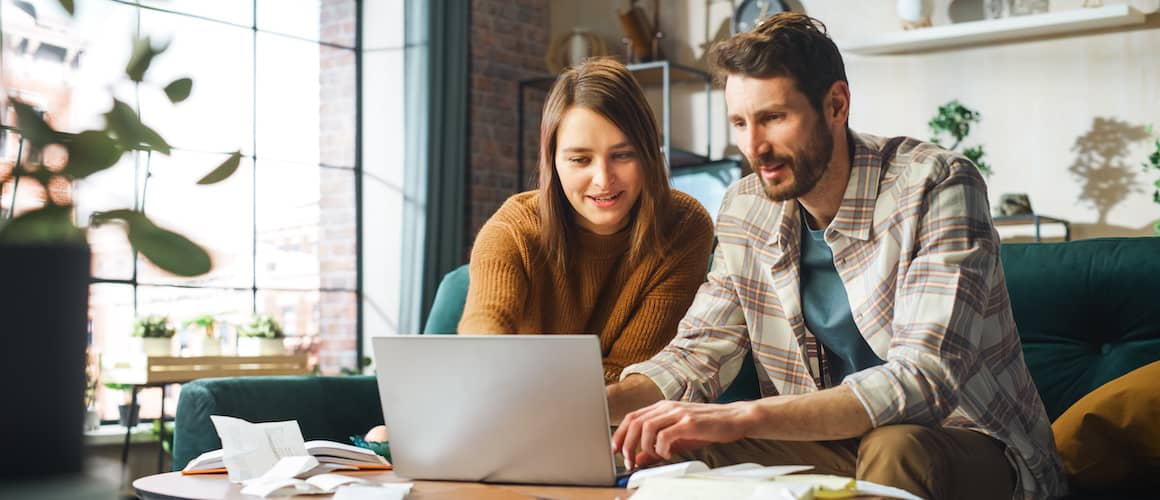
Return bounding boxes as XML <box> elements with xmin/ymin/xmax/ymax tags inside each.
<box><xmin>103</xmin><ymin>354</ymin><xmax>312</xmax><ymax>472</ymax></box>
<box><xmin>133</xmin><ymin>470</ymin><xmax>629</xmax><ymax>500</ymax></box>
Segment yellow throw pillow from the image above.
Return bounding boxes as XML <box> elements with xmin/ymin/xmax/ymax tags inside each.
<box><xmin>1051</xmin><ymin>360</ymin><xmax>1160</xmax><ymax>490</ymax></box>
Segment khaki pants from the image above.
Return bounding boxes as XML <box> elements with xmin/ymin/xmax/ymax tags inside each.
<box><xmin>675</xmin><ymin>425</ymin><xmax>1014</xmax><ymax>500</ymax></box>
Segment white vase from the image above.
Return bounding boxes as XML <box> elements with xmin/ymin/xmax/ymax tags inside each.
<box><xmin>237</xmin><ymin>337</ymin><xmax>284</xmax><ymax>356</ymax></box>
<box><xmin>131</xmin><ymin>337</ymin><xmax>173</xmax><ymax>356</ymax></box>
<box><xmin>189</xmin><ymin>336</ymin><xmax>222</xmax><ymax>356</ymax></box>
<box><xmin>897</xmin><ymin>0</ymin><xmax>934</xmax><ymax>29</ymax></box>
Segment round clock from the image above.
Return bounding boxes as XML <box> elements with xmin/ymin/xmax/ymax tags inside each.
<box><xmin>732</xmin><ymin>0</ymin><xmax>790</xmax><ymax>35</ymax></box>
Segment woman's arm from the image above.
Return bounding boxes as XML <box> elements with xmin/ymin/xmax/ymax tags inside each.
<box><xmin>458</xmin><ymin>220</ymin><xmax>532</xmax><ymax>334</ymax></box>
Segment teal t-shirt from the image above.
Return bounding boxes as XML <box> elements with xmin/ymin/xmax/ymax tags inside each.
<box><xmin>799</xmin><ymin>211</ymin><xmax>884</xmax><ymax>384</ymax></box>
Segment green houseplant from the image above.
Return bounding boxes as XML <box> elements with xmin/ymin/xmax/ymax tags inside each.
<box><xmin>102</xmin><ymin>382</ymin><xmax>139</xmax><ymax>428</ymax></box>
<box><xmin>237</xmin><ymin>315</ymin><xmax>286</xmax><ymax>356</ymax></box>
<box><xmin>131</xmin><ymin>314</ymin><xmax>177</xmax><ymax>355</ymax></box>
<box><xmin>1145</xmin><ymin>127</ymin><xmax>1160</xmax><ymax>235</ymax></box>
<box><xmin>183</xmin><ymin>314</ymin><xmax>221</xmax><ymax>355</ymax></box>
<box><xmin>929</xmin><ymin>100</ymin><xmax>992</xmax><ymax>176</ymax></box>
<box><xmin>0</xmin><ymin>0</ymin><xmax>239</xmax><ymax>479</ymax></box>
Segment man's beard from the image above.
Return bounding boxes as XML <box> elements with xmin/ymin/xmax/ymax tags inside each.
<box><xmin>754</xmin><ymin>120</ymin><xmax>834</xmax><ymax>202</ymax></box>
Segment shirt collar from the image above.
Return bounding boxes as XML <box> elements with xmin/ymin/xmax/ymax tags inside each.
<box><xmin>769</xmin><ymin>130</ymin><xmax>884</xmax><ymax>247</ymax></box>
<box><xmin>829</xmin><ymin>131</ymin><xmax>884</xmax><ymax>242</ymax></box>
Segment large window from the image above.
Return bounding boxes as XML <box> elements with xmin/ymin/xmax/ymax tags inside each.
<box><xmin>0</xmin><ymin>0</ymin><xmax>368</xmax><ymax>422</ymax></box>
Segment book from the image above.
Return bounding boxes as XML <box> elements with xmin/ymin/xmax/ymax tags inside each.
<box><xmin>182</xmin><ymin>440</ymin><xmax>391</xmax><ymax>475</ymax></box>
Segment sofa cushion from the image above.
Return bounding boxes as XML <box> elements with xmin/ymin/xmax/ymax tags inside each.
<box><xmin>1052</xmin><ymin>360</ymin><xmax>1160</xmax><ymax>491</ymax></box>
<box><xmin>423</xmin><ymin>264</ymin><xmax>469</xmax><ymax>334</ymax></box>
<box><xmin>1001</xmin><ymin>237</ymin><xmax>1160</xmax><ymax>420</ymax></box>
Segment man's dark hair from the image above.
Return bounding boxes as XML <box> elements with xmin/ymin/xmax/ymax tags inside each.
<box><xmin>709</xmin><ymin>12</ymin><xmax>847</xmax><ymax>114</ymax></box>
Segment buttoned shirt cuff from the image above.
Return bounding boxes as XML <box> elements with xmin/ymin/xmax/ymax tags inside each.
<box><xmin>621</xmin><ymin>359</ymin><xmax>690</xmax><ymax>402</ymax></box>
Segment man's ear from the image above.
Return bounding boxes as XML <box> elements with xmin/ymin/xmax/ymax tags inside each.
<box><xmin>824</xmin><ymin>81</ymin><xmax>851</xmax><ymax>125</ymax></box>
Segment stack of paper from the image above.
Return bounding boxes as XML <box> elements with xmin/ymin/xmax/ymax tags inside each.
<box><xmin>627</xmin><ymin>461</ymin><xmax>924</xmax><ymax>500</ymax></box>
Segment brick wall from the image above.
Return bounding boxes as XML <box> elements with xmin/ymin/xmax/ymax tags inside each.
<box><xmin>318</xmin><ymin>0</ymin><xmax>358</xmax><ymax>374</ymax></box>
<box><xmin>467</xmin><ymin>0</ymin><xmax>550</xmax><ymax>258</ymax></box>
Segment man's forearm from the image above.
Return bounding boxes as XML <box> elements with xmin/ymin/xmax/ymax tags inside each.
<box><xmin>742</xmin><ymin>384</ymin><xmax>873</xmax><ymax>441</ymax></box>
<box><xmin>607</xmin><ymin>374</ymin><xmax>665</xmax><ymax>424</ymax></box>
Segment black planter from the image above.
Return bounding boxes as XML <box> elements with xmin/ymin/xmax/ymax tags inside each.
<box><xmin>0</xmin><ymin>243</ymin><xmax>90</xmax><ymax>479</ymax></box>
<box><xmin>117</xmin><ymin>403</ymin><xmax>140</xmax><ymax>428</ymax></box>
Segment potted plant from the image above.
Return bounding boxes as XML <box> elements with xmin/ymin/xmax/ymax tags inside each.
<box><xmin>1145</xmin><ymin>126</ymin><xmax>1160</xmax><ymax>235</ymax></box>
<box><xmin>929</xmin><ymin>99</ymin><xmax>992</xmax><ymax>176</ymax></box>
<box><xmin>0</xmin><ymin>1</ymin><xmax>239</xmax><ymax>479</ymax></box>
<box><xmin>237</xmin><ymin>315</ymin><xmax>286</xmax><ymax>356</ymax></box>
<box><xmin>102</xmin><ymin>382</ymin><xmax>139</xmax><ymax>428</ymax></box>
<box><xmin>183</xmin><ymin>314</ymin><xmax>221</xmax><ymax>356</ymax></box>
<box><xmin>131</xmin><ymin>315</ymin><xmax>177</xmax><ymax>356</ymax></box>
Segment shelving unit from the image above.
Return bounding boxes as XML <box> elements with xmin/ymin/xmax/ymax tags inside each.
<box><xmin>517</xmin><ymin>60</ymin><xmax>714</xmax><ymax>190</ymax></box>
<box><xmin>842</xmin><ymin>4</ymin><xmax>1146</xmax><ymax>55</ymax></box>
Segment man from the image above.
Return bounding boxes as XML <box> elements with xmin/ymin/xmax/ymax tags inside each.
<box><xmin>608</xmin><ymin>12</ymin><xmax>1065</xmax><ymax>500</ymax></box>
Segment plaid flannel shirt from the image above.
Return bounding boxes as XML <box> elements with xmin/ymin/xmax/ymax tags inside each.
<box><xmin>623</xmin><ymin>132</ymin><xmax>1066</xmax><ymax>499</ymax></box>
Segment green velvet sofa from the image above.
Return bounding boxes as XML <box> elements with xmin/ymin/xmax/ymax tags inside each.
<box><xmin>172</xmin><ymin>237</ymin><xmax>1160</xmax><ymax>494</ymax></box>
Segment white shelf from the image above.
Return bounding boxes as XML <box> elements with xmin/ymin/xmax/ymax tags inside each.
<box><xmin>841</xmin><ymin>4</ymin><xmax>1147</xmax><ymax>55</ymax></box>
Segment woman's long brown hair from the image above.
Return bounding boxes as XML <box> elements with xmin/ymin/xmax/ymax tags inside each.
<box><xmin>537</xmin><ymin>58</ymin><xmax>672</xmax><ymax>272</ymax></box>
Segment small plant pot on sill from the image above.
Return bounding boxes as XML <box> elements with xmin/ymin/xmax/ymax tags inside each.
<box><xmin>130</xmin><ymin>337</ymin><xmax>173</xmax><ymax>356</ymax></box>
<box><xmin>188</xmin><ymin>336</ymin><xmax>222</xmax><ymax>356</ymax></box>
<box><xmin>117</xmin><ymin>403</ymin><xmax>140</xmax><ymax>428</ymax></box>
<box><xmin>237</xmin><ymin>337</ymin><xmax>285</xmax><ymax>356</ymax></box>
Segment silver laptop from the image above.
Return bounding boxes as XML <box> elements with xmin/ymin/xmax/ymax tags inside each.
<box><xmin>370</xmin><ymin>335</ymin><xmax>619</xmax><ymax>486</ymax></box>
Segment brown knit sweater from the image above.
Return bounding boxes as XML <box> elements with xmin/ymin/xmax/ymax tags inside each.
<box><xmin>459</xmin><ymin>189</ymin><xmax>715</xmax><ymax>384</ymax></box>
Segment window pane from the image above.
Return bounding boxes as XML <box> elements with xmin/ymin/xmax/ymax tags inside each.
<box><xmin>254</xmin><ymin>164</ymin><xmax>354</xmax><ymax>291</ymax></box>
<box><xmin>258</xmin><ymin>0</ymin><xmax>356</xmax><ymax>47</ymax></box>
<box><xmin>1</xmin><ymin>0</ymin><xmax>139</xmax><ymax>133</ymax></box>
<box><xmin>255</xmin><ymin>160</ymin><xmax>319</xmax><ymax>289</ymax></box>
<box><xmin>140</xmin><ymin>0</ymin><xmax>253</xmax><ymax>27</ymax></box>
<box><xmin>362</xmin><ymin>0</ymin><xmax>403</xmax><ymax>50</ymax></box>
<box><xmin>89</xmin><ymin>283</ymin><xmax>134</xmax><ymax>421</ymax></box>
<box><xmin>139</xmin><ymin>8</ymin><xmax>255</xmax><ymax>154</ymax></box>
<box><xmin>256</xmin><ymin>289</ymin><xmax>355</xmax><ymax>374</ymax></box>
<box><xmin>255</xmin><ymin>33</ymin><xmax>330</xmax><ymax>166</ymax></box>
<box><xmin>76</xmin><ymin>152</ymin><xmax>141</xmax><ymax>280</ymax></box>
<box><xmin>137</xmin><ymin>150</ymin><xmax>254</xmax><ymax>287</ymax></box>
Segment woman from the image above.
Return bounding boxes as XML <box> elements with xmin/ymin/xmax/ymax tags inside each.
<box><xmin>459</xmin><ymin>57</ymin><xmax>714</xmax><ymax>383</ymax></box>
<box><xmin>364</xmin><ymin>59</ymin><xmax>713</xmax><ymax>443</ymax></box>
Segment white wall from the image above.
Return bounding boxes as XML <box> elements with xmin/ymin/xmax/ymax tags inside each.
<box><xmin>550</xmin><ymin>0</ymin><xmax>1160</xmax><ymax>240</ymax></box>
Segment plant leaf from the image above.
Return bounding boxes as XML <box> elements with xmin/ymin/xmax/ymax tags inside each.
<box><xmin>163</xmin><ymin>77</ymin><xmax>193</xmax><ymax>103</ymax></box>
<box><xmin>105</xmin><ymin>99</ymin><xmax>172</xmax><ymax>154</ymax></box>
<box><xmin>64</xmin><ymin>130</ymin><xmax>123</xmax><ymax>179</ymax></box>
<box><xmin>125</xmin><ymin>36</ymin><xmax>167</xmax><ymax>83</ymax></box>
<box><xmin>99</xmin><ymin>209</ymin><xmax>211</xmax><ymax>276</ymax></box>
<box><xmin>0</xmin><ymin>206</ymin><xmax>83</xmax><ymax>244</ymax></box>
<box><xmin>198</xmin><ymin>151</ymin><xmax>242</xmax><ymax>185</ymax></box>
<box><xmin>10</xmin><ymin>100</ymin><xmax>57</xmax><ymax>148</ymax></box>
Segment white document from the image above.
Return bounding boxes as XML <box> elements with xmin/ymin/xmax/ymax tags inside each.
<box><xmin>331</xmin><ymin>484</ymin><xmax>413</xmax><ymax>500</ymax></box>
<box><xmin>210</xmin><ymin>415</ymin><xmax>309</xmax><ymax>482</ymax></box>
<box><xmin>625</xmin><ymin>460</ymin><xmax>711</xmax><ymax>488</ymax></box>
<box><xmin>627</xmin><ymin>461</ymin><xmax>813</xmax><ymax>489</ymax></box>
<box><xmin>239</xmin><ymin>473</ymin><xmax>369</xmax><ymax>497</ymax></box>
<box><xmin>692</xmin><ymin>464</ymin><xmax>814</xmax><ymax>480</ymax></box>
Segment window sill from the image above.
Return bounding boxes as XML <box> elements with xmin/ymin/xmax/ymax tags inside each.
<box><xmin>84</xmin><ymin>423</ymin><xmax>158</xmax><ymax>447</ymax></box>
